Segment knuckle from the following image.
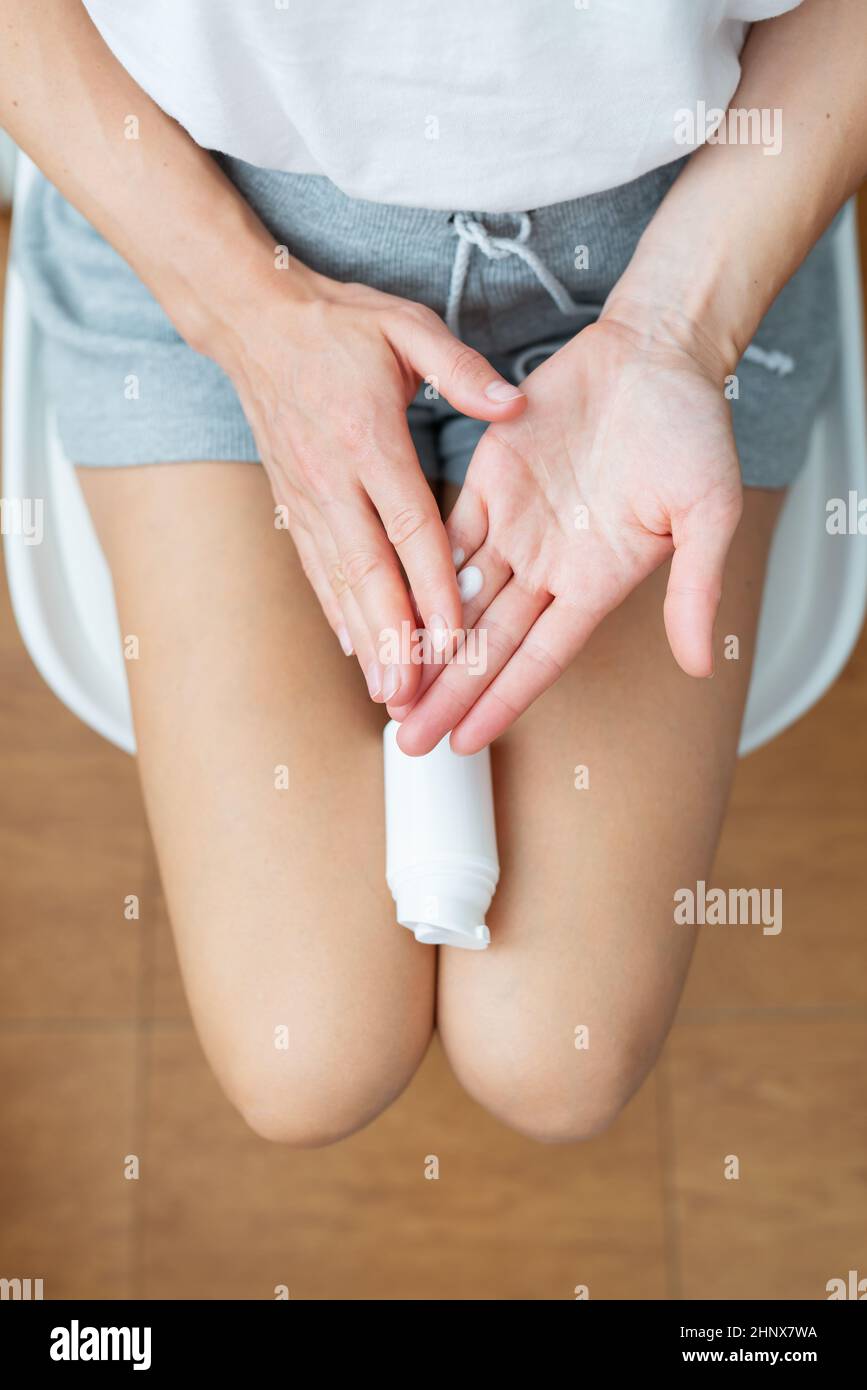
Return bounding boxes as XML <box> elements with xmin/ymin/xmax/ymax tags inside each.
<box><xmin>403</xmin><ymin>300</ymin><xmax>440</xmax><ymax>331</ymax></box>
<box><xmin>479</xmin><ymin>614</ymin><xmax>514</xmax><ymax>662</ymax></box>
<box><xmin>385</xmin><ymin>505</ymin><xmax>429</xmax><ymax>549</ymax></box>
<box><xmin>426</xmin><ymin>676</ymin><xmax>468</xmax><ymax>724</ymax></box>
<box><xmin>328</xmin><ymin>562</ymin><xmax>349</xmax><ymax>599</ymax></box>
<box><xmin>338</xmin><ymin>548</ymin><xmax>380</xmax><ymax>592</ymax></box>
<box><xmin>448</xmin><ymin>342</ymin><xmax>485</xmax><ymax>385</ymax></box>
<box><xmin>521</xmin><ymin>636</ymin><xmax>563</xmax><ymax>682</ymax></box>
<box><xmin>487</xmin><ymin>685</ymin><xmax>522</xmax><ymax>722</ymax></box>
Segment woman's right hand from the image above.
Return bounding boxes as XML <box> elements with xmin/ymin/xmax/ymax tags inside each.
<box><xmin>0</xmin><ymin>0</ymin><xmax>524</xmax><ymax>708</ymax></box>
<box><xmin>218</xmin><ymin>265</ymin><xmax>526</xmax><ymax>706</ymax></box>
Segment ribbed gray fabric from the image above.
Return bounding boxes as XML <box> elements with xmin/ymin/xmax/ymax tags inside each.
<box><xmin>12</xmin><ymin>151</ymin><xmax>839</xmax><ymax>488</ymax></box>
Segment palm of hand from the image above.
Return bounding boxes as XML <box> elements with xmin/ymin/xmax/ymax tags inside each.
<box><xmin>394</xmin><ymin>319</ymin><xmax>744</xmax><ymax>755</ymax></box>
<box><xmin>470</xmin><ymin>320</ymin><xmax>741</xmax><ymax>632</ymax></box>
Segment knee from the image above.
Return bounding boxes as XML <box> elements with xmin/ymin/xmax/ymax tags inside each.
<box><xmin>216</xmin><ymin>1032</ymin><xmax>432</xmax><ymax>1148</ymax></box>
<box><xmin>238</xmin><ymin>1092</ymin><xmax>376</xmax><ymax>1149</ymax></box>
<box><xmin>442</xmin><ymin>1027</ymin><xmax>657</xmax><ymax>1145</ymax></box>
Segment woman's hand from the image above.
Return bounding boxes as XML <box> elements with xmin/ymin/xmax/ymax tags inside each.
<box><xmin>390</xmin><ymin>308</ymin><xmax>743</xmax><ymax>753</ymax></box>
<box><xmin>220</xmin><ymin>267</ymin><xmax>526</xmax><ymax>706</ymax></box>
<box><xmin>0</xmin><ymin>0</ymin><xmax>529</xmax><ymax>711</ymax></box>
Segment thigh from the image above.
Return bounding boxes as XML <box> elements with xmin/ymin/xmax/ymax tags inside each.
<box><xmin>436</xmin><ymin>485</ymin><xmax>784</xmax><ymax>1142</ymax></box>
<box><xmin>78</xmin><ymin>461</ymin><xmax>435</xmax><ymax>1145</ymax></box>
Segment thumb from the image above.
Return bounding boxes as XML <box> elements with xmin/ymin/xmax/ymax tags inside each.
<box><xmin>663</xmin><ymin>489</ymin><xmax>742</xmax><ymax>677</ymax></box>
<box><xmin>396</xmin><ymin>312</ymin><xmax>528</xmax><ymax>422</ymax></box>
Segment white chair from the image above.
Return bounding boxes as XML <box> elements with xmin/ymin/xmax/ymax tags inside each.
<box><xmin>3</xmin><ymin>149</ymin><xmax>866</xmax><ymax>758</ymax></box>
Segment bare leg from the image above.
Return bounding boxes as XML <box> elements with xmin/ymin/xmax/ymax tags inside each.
<box><xmin>436</xmin><ymin>484</ymin><xmax>783</xmax><ymax>1142</ymax></box>
<box><xmin>78</xmin><ymin>461</ymin><xmax>435</xmax><ymax>1146</ymax></box>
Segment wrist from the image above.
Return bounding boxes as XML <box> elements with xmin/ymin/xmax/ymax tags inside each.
<box><xmin>599</xmin><ymin>287</ymin><xmax>738</xmax><ymax>384</ymax></box>
<box><xmin>161</xmin><ymin>195</ymin><xmax>323</xmax><ymax>370</ymax></box>
<box><xmin>601</xmin><ymin>236</ymin><xmax>751</xmax><ymax>382</ymax></box>
<box><xmin>603</xmin><ymin>169</ymin><xmax>774</xmax><ymax>382</ymax></box>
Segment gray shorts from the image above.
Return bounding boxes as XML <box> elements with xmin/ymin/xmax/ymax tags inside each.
<box><xmin>13</xmin><ymin>152</ymin><xmax>839</xmax><ymax>489</ymax></box>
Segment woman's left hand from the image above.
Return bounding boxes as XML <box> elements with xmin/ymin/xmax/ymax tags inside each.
<box><xmin>391</xmin><ymin>309</ymin><xmax>744</xmax><ymax>755</ymax></box>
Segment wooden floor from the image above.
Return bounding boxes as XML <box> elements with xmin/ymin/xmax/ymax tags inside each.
<box><xmin>1</xmin><ymin>200</ymin><xmax>866</xmax><ymax>1302</ymax></box>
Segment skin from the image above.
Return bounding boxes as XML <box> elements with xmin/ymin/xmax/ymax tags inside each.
<box><xmin>2</xmin><ymin>2</ymin><xmax>864</xmax><ymax>725</ymax></box>
<box><xmin>2</xmin><ymin>0</ymin><xmax>865</xmax><ymax>1139</ymax></box>
<box><xmin>0</xmin><ymin>0</ymin><xmax>528</xmax><ymax>710</ymax></box>
<box><xmin>391</xmin><ymin>317</ymin><xmax>742</xmax><ymax>755</ymax></box>
<box><xmin>78</xmin><ymin>461</ymin><xmax>780</xmax><ymax>1143</ymax></box>
<box><xmin>390</xmin><ymin>0</ymin><xmax>867</xmax><ymax>747</ymax></box>
<box><xmin>227</xmin><ymin>276</ymin><xmax>526</xmax><ymax>705</ymax></box>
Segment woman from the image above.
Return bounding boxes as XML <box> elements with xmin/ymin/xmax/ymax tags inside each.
<box><xmin>2</xmin><ymin>0</ymin><xmax>863</xmax><ymax>1145</ymax></box>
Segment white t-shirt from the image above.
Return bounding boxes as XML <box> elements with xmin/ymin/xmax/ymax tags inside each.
<box><xmin>82</xmin><ymin>0</ymin><xmax>803</xmax><ymax>212</ymax></box>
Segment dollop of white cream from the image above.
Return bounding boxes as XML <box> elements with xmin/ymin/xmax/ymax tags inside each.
<box><xmin>457</xmin><ymin>565</ymin><xmax>483</xmax><ymax>602</ymax></box>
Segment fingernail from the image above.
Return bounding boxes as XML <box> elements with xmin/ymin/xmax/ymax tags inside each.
<box><xmin>485</xmin><ymin>380</ymin><xmax>524</xmax><ymax>402</ymax></box>
<box><xmin>457</xmin><ymin>565</ymin><xmax>483</xmax><ymax>602</ymax></box>
<box><xmin>428</xmin><ymin>613</ymin><xmax>449</xmax><ymax>653</ymax></box>
<box><xmin>337</xmin><ymin>625</ymin><xmax>354</xmax><ymax>656</ymax></box>
<box><xmin>452</xmin><ymin>547</ymin><xmax>466</xmax><ymax>567</ymax></box>
<box><xmin>365</xmin><ymin>661</ymin><xmax>383</xmax><ymax>698</ymax></box>
<box><xmin>381</xmin><ymin>664</ymin><xmax>401</xmax><ymax>701</ymax></box>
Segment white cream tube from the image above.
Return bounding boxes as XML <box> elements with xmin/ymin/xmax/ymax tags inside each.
<box><xmin>383</xmin><ymin>719</ymin><xmax>499</xmax><ymax>950</ymax></box>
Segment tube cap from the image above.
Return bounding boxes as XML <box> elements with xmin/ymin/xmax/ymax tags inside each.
<box><xmin>394</xmin><ymin>883</ymin><xmax>492</xmax><ymax>951</ymax></box>
<box><xmin>407</xmin><ymin>921</ymin><xmax>491</xmax><ymax>950</ymax></box>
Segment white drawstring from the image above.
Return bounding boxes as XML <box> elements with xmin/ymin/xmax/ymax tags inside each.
<box><xmin>446</xmin><ymin>212</ymin><xmax>797</xmax><ymax>378</ymax></box>
<box><xmin>743</xmin><ymin>343</ymin><xmax>796</xmax><ymax>377</ymax></box>
<box><xmin>446</xmin><ymin>211</ymin><xmax>578</xmax><ymax>337</ymax></box>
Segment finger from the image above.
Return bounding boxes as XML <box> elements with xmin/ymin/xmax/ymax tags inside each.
<box><xmin>393</xmin><ymin>310</ymin><xmax>528</xmax><ymax>422</ymax></box>
<box><xmin>386</xmin><ymin>534</ymin><xmax>512</xmax><ymax>720</ymax></box>
<box><xmin>302</xmin><ymin>518</ymin><xmax>388</xmax><ymax>694</ymax></box>
<box><xmin>290</xmin><ymin>523</ymin><xmax>354</xmax><ymax>655</ymax></box>
<box><xmin>455</xmin><ymin>544</ymin><xmax>512</xmax><ymax>626</ymax></box>
<box><xmin>449</xmin><ymin>598</ymin><xmax>590</xmax><ymax>755</ymax></box>
<box><xmin>322</xmin><ymin>486</ymin><xmax>420</xmax><ymax>705</ymax></box>
<box><xmin>396</xmin><ymin>577</ymin><xmax>549</xmax><ymax>756</ymax></box>
<box><xmin>444</xmin><ymin>481</ymin><xmax>488</xmax><ymax>572</ymax></box>
<box><xmin>362</xmin><ymin>417</ymin><xmax>464</xmax><ymax>646</ymax></box>
<box><xmin>388</xmin><ymin>482</ymin><xmax>498</xmax><ymax>720</ymax></box>
<box><xmin>664</xmin><ymin>490</ymin><xmax>743</xmax><ymax>678</ymax></box>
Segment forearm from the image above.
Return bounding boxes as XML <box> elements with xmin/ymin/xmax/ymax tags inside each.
<box><xmin>606</xmin><ymin>0</ymin><xmax>867</xmax><ymax>374</ymax></box>
<box><xmin>0</xmin><ymin>0</ymin><xmax>308</xmax><ymax>359</ymax></box>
